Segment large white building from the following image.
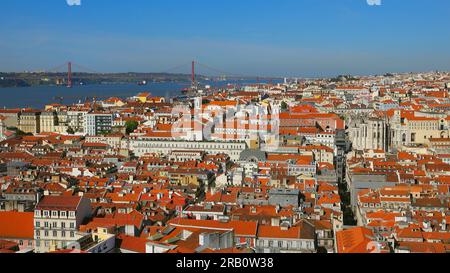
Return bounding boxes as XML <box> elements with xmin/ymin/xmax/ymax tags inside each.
<box><xmin>39</xmin><ymin>111</ymin><xmax>58</xmax><ymax>133</ymax></box>
<box><xmin>0</xmin><ymin>115</ymin><xmax>6</xmax><ymax>141</ymax></box>
<box><xmin>129</xmin><ymin>136</ymin><xmax>247</xmax><ymax>161</ymax></box>
<box><xmin>84</xmin><ymin>113</ymin><xmax>113</xmax><ymax>136</ymax></box>
<box><xmin>34</xmin><ymin>196</ymin><xmax>92</xmax><ymax>253</ymax></box>
<box><xmin>67</xmin><ymin>110</ymin><xmax>87</xmax><ymax>134</ymax></box>
<box><xmin>85</xmin><ymin>134</ymin><xmax>124</xmax><ymax>149</ymax></box>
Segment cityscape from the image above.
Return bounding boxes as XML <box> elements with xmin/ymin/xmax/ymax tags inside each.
<box><xmin>1</xmin><ymin>0</ymin><xmax>450</xmax><ymax>258</ymax></box>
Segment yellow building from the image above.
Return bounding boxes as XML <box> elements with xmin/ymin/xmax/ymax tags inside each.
<box><xmin>19</xmin><ymin>110</ymin><xmax>41</xmax><ymax>134</ymax></box>
<box><xmin>404</xmin><ymin>116</ymin><xmax>448</xmax><ymax>145</ymax></box>
<box><xmin>135</xmin><ymin>92</ymin><xmax>151</xmax><ymax>103</ymax></box>
<box><xmin>169</xmin><ymin>173</ymin><xmax>200</xmax><ymax>187</ymax></box>
<box><xmin>40</xmin><ymin>111</ymin><xmax>58</xmax><ymax>133</ymax></box>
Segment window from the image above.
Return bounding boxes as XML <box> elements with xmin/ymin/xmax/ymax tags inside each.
<box><xmin>53</xmin><ymin>231</ymin><xmax>57</xmax><ymax>237</ymax></box>
<box><xmin>35</xmin><ymin>221</ymin><xmax>40</xmax><ymax>228</ymax></box>
<box><xmin>70</xmin><ymin>232</ymin><xmax>75</xmax><ymax>238</ymax></box>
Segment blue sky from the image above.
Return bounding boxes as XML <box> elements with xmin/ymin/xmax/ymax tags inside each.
<box><xmin>0</xmin><ymin>0</ymin><xmax>449</xmax><ymax>77</ymax></box>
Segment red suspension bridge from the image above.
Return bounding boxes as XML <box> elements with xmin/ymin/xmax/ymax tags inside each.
<box><xmin>43</xmin><ymin>60</ymin><xmax>279</xmax><ymax>89</ymax></box>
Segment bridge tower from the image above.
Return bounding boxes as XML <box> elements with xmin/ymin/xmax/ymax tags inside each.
<box><xmin>67</xmin><ymin>61</ymin><xmax>72</xmax><ymax>88</ymax></box>
<box><xmin>191</xmin><ymin>60</ymin><xmax>196</xmax><ymax>88</ymax></box>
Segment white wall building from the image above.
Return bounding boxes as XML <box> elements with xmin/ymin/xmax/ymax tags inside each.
<box><xmin>84</xmin><ymin>113</ymin><xmax>113</xmax><ymax>136</ymax></box>
<box><xmin>129</xmin><ymin>136</ymin><xmax>247</xmax><ymax>161</ymax></box>
<box><xmin>34</xmin><ymin>196</ymin><xmax>92</xmax><ymax>253</ymax></box>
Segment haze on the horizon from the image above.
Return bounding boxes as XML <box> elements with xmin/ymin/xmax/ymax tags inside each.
<box><xmin>0</xmin><ymin>0</ymin><xmax>449</xmax><ymax>77</ymax></box>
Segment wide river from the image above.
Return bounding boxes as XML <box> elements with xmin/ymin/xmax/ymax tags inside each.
<box><xmin>0</xmin><ymin>80</ymin><xmax>277</xmax><ymax>109</ymax></box>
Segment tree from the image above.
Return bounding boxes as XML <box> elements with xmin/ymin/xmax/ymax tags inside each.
<box><xmin>125</xmin><ymin>120</ymin><xmax>139</xmax><ymax>135</ymax></box>
<box><xmin>98</xmin><ymin>130</ymin><xmax>112</xmax><ymax>135</ymax></box>
<box><xmin>67</xmin><ymin>127</ymin><xmax>75</xmax><ymax>135</ymax></box>
<box><xmin>7</xmin><ymin>127</ymin><xmax>31</xmax><ymax>136</ymax></box>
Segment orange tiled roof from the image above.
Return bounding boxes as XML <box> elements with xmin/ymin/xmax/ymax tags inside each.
<box><xmin>0</xmin><ymin>211</ymin><xmax>34</xmax><ymax>239</ymax></box>
<box><xmin>257</xmin><ymin>226</ymin><xmax>302</xmax><ymax>239</ymax></box>
<box><xmin>36</xmin><ymin>196</ymin><xmax>82</xmax><ymax>211</ymax></box>
<box><xmin>398</xmin><ymin>241</ymin><xmax>446</xmax><ymax>253</ymax></box>
<box><xmin>168</xmin><ymin>218</ymin><xmax>258</xmax><ymax>237</ymax></box>
<box><xmin>336</xmin><ymin>227</ymin><xmax>376</xmax><ymax>253</ymax></box>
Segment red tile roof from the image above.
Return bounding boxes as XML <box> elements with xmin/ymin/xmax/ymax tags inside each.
<box><xmin>336</xmin><ymin>227</ymin><xmax>377</xmax><ymax>253</ymax></box>
<box><xmin>168</xmin><ymin>218</ymin><xmax>258</xmax><ymax>237</ymax></box>
<box><xmin>36</xmin><ymin>196</ymin><xmax>82</xmax><ymax>211</ymax></box>
<box><xmin>257</xmin><ymin>226</ymin><xmax>302</xmax><ymax>239</ymax></box>
<box><xmin>117</xmin><ymin>234</ymin><xmax>149</xmax><ymax>253</ymax></box>
<box><xmin>0</xmin><ymin>211</ymin><xmax>34</xmax><ymax>239</ymax></box>
<box><xmin>398</xmin><ymin>241</ymin><xmax>446</xmax><ymax>253</ymax></box>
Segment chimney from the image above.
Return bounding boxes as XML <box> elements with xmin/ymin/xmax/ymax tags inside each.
<box><xmin>280</xmin><ymin>221</ymin><xmax>290</xmax><ymax>231</ymax></box>
<box><xmin>271</xmin><ymin>217</ymin><xmax>280</xmax><ymax>227</ymax></box>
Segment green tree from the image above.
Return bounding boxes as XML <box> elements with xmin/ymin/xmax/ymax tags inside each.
<box><xmin>125</xmin><ymin>120</ymin><xmax>139</xmax><ymax>134</ymax></box>
<box><xmin>7</xmin><ymin>127</ymin><xmax>31</xmax><ymax>136</ymax></box>
<box><xmin>66</xmin><ymin>127</ymin><xmax>75</xmax><ymax>135</ymax></box>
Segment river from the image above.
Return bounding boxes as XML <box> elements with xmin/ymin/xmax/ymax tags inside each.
<box><xmin>0</xmin><ymin>80</ymin><xmax>277</xmax><ymax>109</ymax></box>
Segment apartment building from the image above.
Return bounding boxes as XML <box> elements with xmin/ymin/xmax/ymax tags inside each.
<box><xmin>0</xmin><ymin>115</ymin><xmax>6</xmax><ymax>140</ymax></box>
<box><xmin>255</xmin><ymin>221</ymin><xmax>316</xmax><ymax>253</ymax></box>
<box><xmin>33</xmin><ymin>196</ymin><xmax>92</xmax><ymax>253</ymax></box>
<box><xmin>0</xmin><ymin>109</ymin><xmax>20</xmax><ymax>128</ymax></box>
<box><xmin>19</xmin><ymin>110</ymin><xmax>41</xmax><ymax>134</ymax></box>
<box><xmin>85</xmin><ymin>134</ymin><xmax>124</xmax><ymax>149</ymax></box>
<box><xmin>40</xmin><ymin>111</ymin><xmax>58</xmax><ymax>133</ymax></box>
<box><xmin>67</xmin><ymin>110</ymin><xmax>87</xmax><ymax>133</ymax></box>
<box><xmin>85</xmin><ymin>112</ymin><xmax>113</xmax><ymax>136</ymax></box>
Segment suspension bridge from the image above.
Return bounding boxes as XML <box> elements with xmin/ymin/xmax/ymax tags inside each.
<box><xmin>41</xmin><ymin>60</ymin><xmax>279</xmax><ymax>89</ymax></box>
<box><xmin>30</xmin><ymin>60</ymin><xmax>282</xmax><ymax>105</ymax></box>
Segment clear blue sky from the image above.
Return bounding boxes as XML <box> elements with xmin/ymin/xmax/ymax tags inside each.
<box><xmin>1</xmin><ymin>0</ymin><xmax>449</xmax><ymax>77</ymax></box>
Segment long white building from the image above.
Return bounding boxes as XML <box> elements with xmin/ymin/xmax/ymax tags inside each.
<box><xmin>129</xmin><ymin>136</ymin><xmax>248</xmax><ymax>161</ymax></box>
